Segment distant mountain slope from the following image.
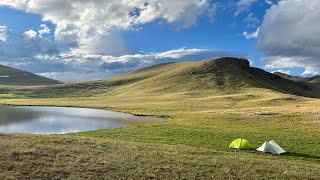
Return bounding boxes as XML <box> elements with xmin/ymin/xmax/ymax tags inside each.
<box><xmin>274</xmin><ymin>72</ymin><xmax>320</xmax><ymax>86</ymax></box>
<box><xmin>5</xmin><ymin>57</ymin><xmax>320</xmax><ymax>98</ymax></box>
<box><xmin>0</xmin><ymin>64</ymin><xmax>62</xmax><ymax>86</ymax></box>
<box><xmin>308</xmin><ymin>76</ymin><xmax>320</xmax><ymax>85</ymax></box>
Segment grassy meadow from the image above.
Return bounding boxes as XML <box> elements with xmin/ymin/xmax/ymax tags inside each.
<box><xmin>0</xmin><ymin>58</ymin><xmax>319</xmax><ymax>179</ymax></box>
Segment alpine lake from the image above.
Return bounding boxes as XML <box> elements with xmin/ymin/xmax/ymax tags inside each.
<box><xmin>0</xmin><ymin>106</ymin><xmax>162</xmax><ymax>134</ymax></box>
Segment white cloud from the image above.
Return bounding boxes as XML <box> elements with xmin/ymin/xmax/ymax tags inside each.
<box><xmin>71</xmin><ymin>30</ymin><xmax>135</xmax><ymax>56</ymax></box>
<box><xmin>235</xmin><ymin>0</ymin><xmax>258</xmax><ymax>16</ymax></box>
<box><xmin>38</xmin><ymin>24</ymin><xmax>50</xmax><ymax>37</ymax></box>
<box><xmin>302</xmin><ymin>67</ymin><xmax>319</xmax><ymax>76</ymax></box>
<box><xmin>22</xmin><ymin>24</ymin><xmax>51</xmax><ymax>39</ymax></box>
<box><xmin>22</xmin><ymin>30</ymin><xmax>37</xmax><ymax>39</ymax></box>
<box><xmin>272</xmin><ymin>69</ymin><xmax>291</xmax><ymax>75</ymax></box>
<box><xmin>263</xmin><ymin>56</ymin><xmax>320</xmax><ymax>77</ymax></box>
<box><xmin>243</xmin><ymin>27</ymin><xmax>260</xmax><ymax>39</ymax></box>
<box><xmin>1</xmin><ymin>30</ymin><xmax>58</xmax><ymax>58</ymax></box>
<box><xmin>257</xmin><ymin>0</ymin><xmax>320</xmax><ymax>76</ymax></box>
<box><xmin>0</xmin><ymin>25</ymin><xmax>9</xmax><ymax>41</ymax></box>
<box><xmin>0</xmin><ymin>0</ymin><xmax>215</xmax><ymax>56</ymax></box>
<box><xmin>263</xmin><ymin>56</ymin><xmax>310</xmax><ymax>69</ymax></box>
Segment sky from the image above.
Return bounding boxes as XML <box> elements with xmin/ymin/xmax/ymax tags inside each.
<box><xmin>0</xmin><ymin>0</ymin><xmax>319</xmax><ymax>82</ymax></box>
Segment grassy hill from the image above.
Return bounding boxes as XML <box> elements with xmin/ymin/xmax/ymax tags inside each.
<box><xmin>5</xmin><ymin>57</ymin><xmax>320</xmax><ymax>98</ymax></box>
<box><xmin>112</xmin><ymin>57</ymin><xmax>318</xmax><ymax>97</ymax></box>
<box><xmin>0</xmin><ymin>64</ymin><xmax>62</xmax><ymax>86</ymax></box>
<box><xmin>0</xmin><ymin>57</ymin><xmax>319</xmax><ymax>179</ymax></box>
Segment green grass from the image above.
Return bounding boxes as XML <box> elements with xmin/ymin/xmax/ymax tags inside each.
<box><xmin>0</xmin><ymin>94</ymin><xmax>17</xmax><ymax>99</ymax></box>
<box><xmin>1</xmin><ymin>134</ymin><xmax>319</xmax><ymax>179</ymax></box>
<box><xmin>0</xmin><ymin>58</ymin><xmax>319</xmax><ymax>179</ymax></box>
<box><xmin>0</xmin><ymin>88</ymin><xmax>319</xmax><ymax>178</ymax></box>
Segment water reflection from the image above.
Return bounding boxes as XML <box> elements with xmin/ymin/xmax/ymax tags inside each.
<box><xmin>0</xmin><ymin>106</ymin><xmax>162</xmax><ymax>134</ymax></box>
<box><xmin>0</xmin><ymin>106</ymin><xmax>42</xmax><ymax>125</ymax></box>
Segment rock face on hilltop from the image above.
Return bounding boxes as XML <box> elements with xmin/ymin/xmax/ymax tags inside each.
<box><xmin>0</xmin><ymin>64</ymin><xmax>62</xmax><ymax>86</ymax></box>
<box><xmin>183</xmin><ymin>57</ymin><xmax>251</xmax><ymax>75</ymax></box>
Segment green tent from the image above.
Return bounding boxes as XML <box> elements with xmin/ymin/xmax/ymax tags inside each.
<box><xmin>229</xmin><ymin>138</ymin><xmax>251</xmax><ymax>149</ymax></box>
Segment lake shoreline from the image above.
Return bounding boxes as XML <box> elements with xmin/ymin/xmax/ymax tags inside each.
<box><xmin>0</xmin><ymin>105</ymin><xmax>164</xmax><ymax>134</ymax></box>
<box><xmin>0</xmin><ymin>103</ymin><xmax>171</xmax><ymax>119</ymax></box>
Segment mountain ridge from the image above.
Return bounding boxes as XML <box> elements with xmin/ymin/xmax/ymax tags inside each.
<box><xmin>274</xmin><ymin>72</ymin><xmax>320</xmax><ymax>85</ymax></box>
<box><xmin>0</xmin><ymin>64</ymin><xmax>62</xmax><ymax>86</ymax></box>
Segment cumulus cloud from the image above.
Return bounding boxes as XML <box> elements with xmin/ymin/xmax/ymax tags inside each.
<box><xmin>71</xmin><ymin>30</ymin><xmax>136</xmax><ymax>56</ymax></box>
<box><xmin>272</xmin><ymin>69</ymin><xmax>291</xmax><ymax>75</ymax></box>
<box><xmin>257</xmin><ymin>0</ymin><xmax>320</xmax><ymax>76</ymax></box>
<box><xmin>243</xmin><ymin>27</ymin><xmax>260</xmax><ymax>39</ymax></box>
<box><xmin>0</xmin><ymin>0</ymin><xmax>215</xmax><ymax>56</ymax></box>
<box><xmin>22</xmin><ymin>24</ymin><xmax>51</xmax><ymax>40</ymax></box>
<box><xmin>302</xmin><ymin>67</ymin><xmax>319</xmax><ymax>76</ymax></box>
<box><xmin>0</xmin><ymin>27</ymin><xmax>58</xmax><ymax>58</ymax></box>
<box><xmin>38</xmin><ymin>24</ymin><xmax>50</xmax><ymax>37</ymax></box>
<box><xmin>22</xmin><ymin>30</ymin><xmax>38</xmax><ymax>39</ymax></box>
<box><xmin>0</xmin><ymin>25</ymin><xmax>9</xmax><ymax>41</ymax></box>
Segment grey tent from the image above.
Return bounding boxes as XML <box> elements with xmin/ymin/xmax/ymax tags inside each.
<box><xmin>256</xmin><ymin>140</ymin><xmax>285</xmax><ymax>155</ymax></box>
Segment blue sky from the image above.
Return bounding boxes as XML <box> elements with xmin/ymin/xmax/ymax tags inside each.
<box><xmin>0</xmin><ymin>0</ymin><xmax>319</xmax><ymax>81</ymax></box>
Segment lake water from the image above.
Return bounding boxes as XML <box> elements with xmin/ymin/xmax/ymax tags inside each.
<box><xmin>0</xmin><ymin>106</ymin><xmax>162</xmax><ymax>134</ymax></box>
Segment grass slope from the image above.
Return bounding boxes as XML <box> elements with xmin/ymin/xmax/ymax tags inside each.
<box><xmin>0</xmin><ymin>64</ymin><xmax>62</xmax><ymax>86</ymax></box>
<box><xmin>0</xmin><ymin>57</ymin><xmax>319</xmax><ymax>179</ymax></box>
<box><xmin>3</xmin><ymin>57</ymin><xmax>320</xmax><ymax>98</ymax></box>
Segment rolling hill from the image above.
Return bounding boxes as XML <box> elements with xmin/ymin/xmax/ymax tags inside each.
<box><xmin>9</xmin><ymin>57</ymin><xmax>319</xmax><ymax>98</ymax></box>
<box><xmin>0</xmin><ymin>64</ymin><xmax>61</xmax><ymax>86</ymax></box>
<box><xmin>113</xmin><ymin>57</ymin><xmax>319</xmax><ymax>96</ymax></box>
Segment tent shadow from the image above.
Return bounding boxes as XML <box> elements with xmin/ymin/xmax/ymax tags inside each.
<box><xmin>285</xmin><ymin>152</ymin><xmax>320</xmax><ymax>160</ymax></box>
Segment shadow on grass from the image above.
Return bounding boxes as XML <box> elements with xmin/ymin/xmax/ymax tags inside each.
<box><xmin>285</xmin><ymin>152</ymin><xmax>320</xmax><ymax>160</ymax></box>
<box><xmin>229</xmin><ymin>149</ymin><xmax>320</xmax><ymax>161</ymax></box>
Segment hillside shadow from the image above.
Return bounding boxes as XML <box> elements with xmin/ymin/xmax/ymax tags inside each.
<box><xmin>250</xmin><ymin>67</ymin><xmax>320</xmax><ymax>99</ymax></box>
